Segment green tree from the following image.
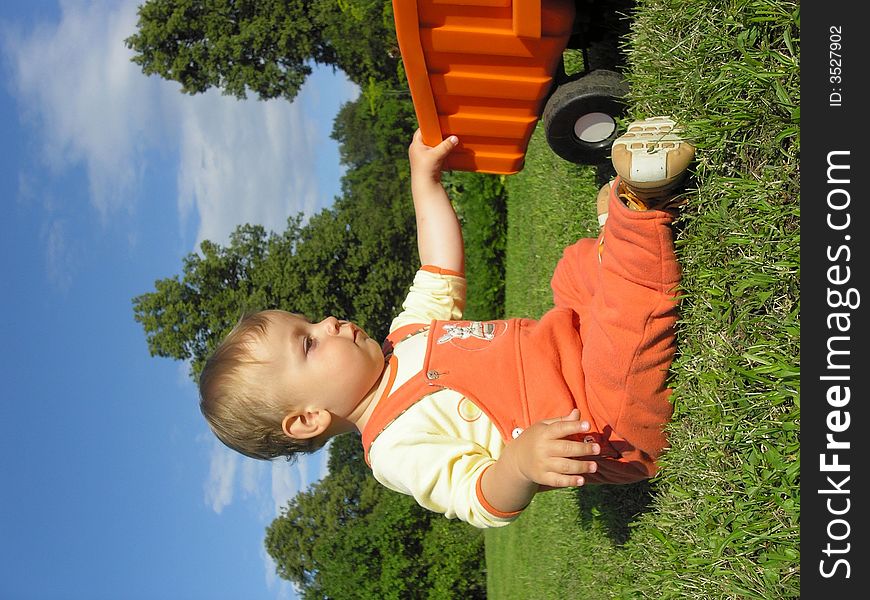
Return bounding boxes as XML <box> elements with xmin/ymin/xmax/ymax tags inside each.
<box><xmin>125</xmin><ymin>0</ymin><xmax>400</xmax><ymax>101</ymax></box>
<box><xmin>332</xmin><ymin>87</ymin><xmax>417</xmax><ymax>169</ymax></box>
<box><xmin>443</xmin><ymin>171</ymin><xmax>507</xmax><ymax>319</ymax></box>
<box><xmin>132</xmin><ymin>160</ymin><xmax>418</xmax><ymax>378</ymax></box>
<box><xmin>265</xmin><ymin>434</ymin><xmax>486</xmax><ymax>599</ymax></box>
<box><xmin>125</xmin><ymin>0</ymin><xmax>335</xmax><ymax>101</ymax></box>
<box><xmin>132</xmin><ymin>221</ymin><xmax>289</xmax><ymax>376</ymax></box>
<box><xmin>308</xmin><ymin>0</ymin><xmax>401</xmax><ymax>85</ymax></box>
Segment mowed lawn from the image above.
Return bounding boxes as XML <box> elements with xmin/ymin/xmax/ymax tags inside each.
<box><xmin>485</xmin><ymin>1</ymin><xmax>800</xmax><ymax>598</ymax></box>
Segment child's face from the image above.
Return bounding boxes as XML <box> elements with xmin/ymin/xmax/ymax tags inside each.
<box><xmin>259</xmin><ymin>311</ymin><xmax>385</xmax><ymax>419</ymax></box>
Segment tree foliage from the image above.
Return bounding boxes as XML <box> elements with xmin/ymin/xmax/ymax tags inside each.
<box><xmin>308</xmin><ymin>0</ymin><xmax>402</xmax><ymax>86</ymax></box>
<box><xmin>132</xmin><ymin>222</ymin><xmax>285</xmax><ymax>374</ymax></box>
<box><xmin>132</xmin><ymin>147</ymin><xmax>418</xmax><ymax>378</ymax></box>
<box><xmin>443</xmin><ymin>171</ymin><xmax>508</xmax><ymax>319</ymax></box>
<box><xmin>265</xmin><ymin>434</ymin><xmax>486</xmax><ymax>600</ymax></box>
<box><xmin>125</xmin><ymin>0</ymin><xmax>400</xmax><ymax>101</ymax></box>
<box><xmin>331</xmin><ymin>84</ymin><xmax>417</xmax><ymax>169</ymax></box>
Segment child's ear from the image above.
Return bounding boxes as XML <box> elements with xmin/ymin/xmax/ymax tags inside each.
<box><xmin>281</xmin><ymin>409</ymin><xmax>331</xmax><ymax>440</ymax></box>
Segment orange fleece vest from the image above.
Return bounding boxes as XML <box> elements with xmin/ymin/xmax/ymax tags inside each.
<box><xmin>362</xmin><ymin>310</ymin><xmax>657</xmax><ymax>484</ymax></box>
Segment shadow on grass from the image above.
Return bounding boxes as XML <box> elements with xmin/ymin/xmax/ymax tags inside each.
<box><xmin>571</xmin><ymin>481</ymin><xmax>654</xmax><ymax>545</ymax></box>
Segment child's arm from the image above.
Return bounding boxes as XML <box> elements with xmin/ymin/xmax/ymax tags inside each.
<box><xmin>408</xmin><ymin>129</ymin><xmax>464</xmax><ymax>274</ymax></box>
<box><xmin>480</xmin><ymin>409</ymin><xmax>601</xmax><ymax>514</ymax></box>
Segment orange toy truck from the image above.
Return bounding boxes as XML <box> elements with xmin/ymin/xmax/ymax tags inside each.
<box><xmin>392</xmin><ymin>0</ymin><xmax>634</xmax><ymax>174</ymax></box>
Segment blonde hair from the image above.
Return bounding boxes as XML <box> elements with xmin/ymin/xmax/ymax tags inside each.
<box><xmin>198</xmin><ymin>311</ymin><xmax>324</xmax><ymax>461</ymax></box>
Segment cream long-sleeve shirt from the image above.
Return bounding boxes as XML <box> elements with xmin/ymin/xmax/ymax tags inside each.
<box><xmin>368</xmin><ymin>268</ymin><xmax>519</xmax><ymax>528</ymax></box>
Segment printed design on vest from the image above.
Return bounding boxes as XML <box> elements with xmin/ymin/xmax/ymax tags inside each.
<box><xmin>456</xmin><ymin>398</ymin><xmax>482</xmax><ymax>422</ymax></box>
<box><xmin>436</xmin><ymin>321</ymin><xmax>507</xmax><ymax>350</ymax></box>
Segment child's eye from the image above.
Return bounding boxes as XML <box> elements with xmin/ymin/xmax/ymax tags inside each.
<box><xmin>303</xmin><ymin>336</ymin><xmax>313</xmax><ymax>355</ymax></box>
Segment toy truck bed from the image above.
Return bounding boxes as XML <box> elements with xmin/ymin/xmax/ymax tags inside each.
<box><xmin>393</xmin><ymin>0</ymin><xmax>577</xmax><ymax>174</ymax></box>
<box><xmin>393</xmin><ymin>0</ymin><xmax>631</xmax><ymax>174</ymax></box>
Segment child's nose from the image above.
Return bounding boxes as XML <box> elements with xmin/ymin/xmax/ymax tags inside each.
<box><xmin>322</xmin><ymin>316</ymin><xmax>340</xmax><ymax>334</ymax></box>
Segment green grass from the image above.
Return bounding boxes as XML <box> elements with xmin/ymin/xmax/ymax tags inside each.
<box><xmin>484</xmin><ymin>0</ymin><xmax>800</xmax><ymax>598</ymax></box>
<box><xmin>500</xmin><ymin>129</ymin><xmax>599</xmax><ymax>318</ymax></box>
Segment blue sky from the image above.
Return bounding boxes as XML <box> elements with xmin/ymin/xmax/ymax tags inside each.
<box><xmin>0</xmin><ymin>2</ymin><xmax>358</xmax><ymax>598</ymax></box>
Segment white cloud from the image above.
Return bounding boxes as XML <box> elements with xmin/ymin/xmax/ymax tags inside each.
<box><xmin>4</xmin><ymin>0</ymin><xmax>153</xmax><ymax>219</ymax></box>
<box><xmin>316</xmin><ymin>439</ymin><xmax>333</xmax><ymax>481</ymax></box>
<box><xmin>42</xmin><ymin>218</ymin><xmax>76</xmax><ymax>292</ymax></box>
<box><xmin>197</xmin><ymin>443</ymin><xmax>325</xmax><ymax>598</ymax></box>
<box><xmin>3</xmin><ymin>0</ymin><xmax>358</xmax><ymax>287</ymax></box>
<box><xmin>204</xmin><ymin>439</ymin><xmax>238</xmax><ymax>514</ymax></box>
<box><xmin>240</xmin><ymin>458</ymin><xmax>263</xmax><ymax>499</ymax></box>
<box><xmin>174</xmin><ymin>90</ymin><xmax>321</xmax><ymax>247</ymax></box>
<box><xmin>271</xmin><ymin>459</ymin><xmax>302</xmax><ymax>516</ymax></box>
<box><xmin>198</xmin><ymin>435</ymin><xmax>327</xmax><ymax>519</ymax></box>
<box><xmin>262</xmin><ymin>546</ymin><xmax>297</xmax><ymax>600</ymax></box>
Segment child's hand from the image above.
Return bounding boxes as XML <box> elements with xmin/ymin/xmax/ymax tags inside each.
<box><xmin>505</xmin><ymin>409</ymin><xmax>600</xmax><ymax>489</ymax></box>
<box><xmin>480</xmin><ymin>409</ymin><xmax>599</xmax><ymax>515</ymax></box>
<box><xmin>408</xmin><ymin>128</ymin><xmax>459</xmax><ymax>183</ymax></box>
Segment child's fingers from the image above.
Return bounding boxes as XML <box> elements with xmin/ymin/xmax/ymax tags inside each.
<box><xmin>552</xmin><ymin>457</ymin><xmax>598</xmax><ymax>477</ymax></box>
<box><xmin>545</xmin><ymin>418</ymin><xmax>592</xmax><ymax>440</ymax></box>
<box><xmin>560</xmin><ymin>408</ymin><xmax>580</xmax><ymax>421</ymax></box>
<box><xmin>409</xmin><ymin>131</ymin><xmax>457</xmax><ymax>167</ymax></box>
<box><xmin>541</xmin><ymin>472</ymin><xmax>589</xmax><ymax>489</ymax></box>
<box><xmin>408</xmin><ymin>129</ymin><xmax>425</xmax><ymax>154</ymax></box>
<box><xmin>551</xmin><ymin>438</ymin><xmax>600</xmax><ymax>458</ymax></box>
<box><xmin>434</xmin><ymin>135</ymin><xmax>459</xmax><ymax>156</ymax></box>
<box><xmin>540</xmin><ymin>408</ymin><xmax>582</xmax><ymax>425</ymax></box>
<box><xmin>540</xmin><ymin>457</ymin><xmax>598</xmax><ymax>488</ymax></box>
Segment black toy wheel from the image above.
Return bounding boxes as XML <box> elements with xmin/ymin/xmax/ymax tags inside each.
<box><xmin>542</xmin><ymin>69</ymin><xmax>629</xmax><ymax>164</ymax></box>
